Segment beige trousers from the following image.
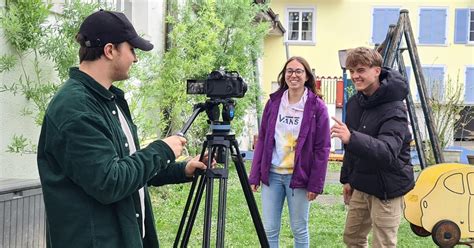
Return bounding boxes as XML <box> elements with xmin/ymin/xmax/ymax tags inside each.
<box><xmin>343</xmin><ymin>189</ymin><xmax>403</xmax><ymax>248</ymax></box>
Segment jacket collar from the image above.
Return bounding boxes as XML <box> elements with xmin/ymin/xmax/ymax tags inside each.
<box><xmin>269</xmin><ymin>88</ymin><xmax>285</xmax><ymax>101</ymax></box>
<box><xmin>69</xmin><ymin>67</ymin><xmax>125</xmax><ymax>101</ymax></box>
<box><xmin>357</xmin><ymin>67</ymin><xmax>408</xmax><ymax>109</ymax></box>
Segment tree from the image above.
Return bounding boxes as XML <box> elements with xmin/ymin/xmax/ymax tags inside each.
<box><xmin>120</xmin><ymin>0</ymin><xmax>269</xmax><ymax>153</ymax></box>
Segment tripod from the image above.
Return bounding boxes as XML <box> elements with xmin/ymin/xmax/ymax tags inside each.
<box><xmin>174</xmin><ymin>99</ymin><xmax>269</xmax><ymax>248</ymax></box>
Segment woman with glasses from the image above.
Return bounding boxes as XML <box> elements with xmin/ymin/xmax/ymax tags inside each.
<box><xmin>249</xmin><ymin>56</ymin><xmax>331</xmax><ymax>247</ymax></box>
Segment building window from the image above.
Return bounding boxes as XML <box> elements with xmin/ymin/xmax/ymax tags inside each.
<box><xmin>371</xmin><ymin>8</ymin><xmax>400</xmax><ymax>44</ymax></box>
<box><xmin>286</xmin><ymin>8</ymin><xmax>315</xmax><ymax>43</ymax></box>
<box><xmin>465</xmin><ymin>67</ymin><xmax>474</xmax><ymax>104</ymax></box>
<box><xmin>454</xmin><ymin>9</ymin><xmax>474</xmax><ymax>44</ymax></box>
<box><xmin>418</xmin><ymin>8</ymin><xmax>447</xmax><ymax>45</ymax></box>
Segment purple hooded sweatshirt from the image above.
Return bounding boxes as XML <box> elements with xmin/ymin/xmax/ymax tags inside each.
<box><xmin>249</xmin><ymin>88</ymin><xmax>331</xmax><ymax>194</ymax></box>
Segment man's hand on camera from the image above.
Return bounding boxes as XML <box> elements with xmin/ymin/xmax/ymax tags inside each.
<box><xmin>162</xmin><ymin>135</ymin><xmax>187</xmax><ymax>158</ymax></box>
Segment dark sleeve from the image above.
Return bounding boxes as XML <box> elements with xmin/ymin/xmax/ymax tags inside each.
<box><xmin>248</xmin><ymin>100</ymin><xmax>271</xmax><ymax>185</ymax></box>
<box><xmin>52</xmin><ymin>113</ymin><xmax>176</xmax><ymax>205</ymax></box>
<box><xmin>148</xmin><ymin>162</ymin><xmax>192</xmax><ymax>186</ymax></box>
<box><xmin>345</xmin><ymin>108</ymin><xmax>409</xmax><ymax>170</ymax></box>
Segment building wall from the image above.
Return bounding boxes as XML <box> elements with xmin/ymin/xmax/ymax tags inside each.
<box><xmin>262</xmin><ymin>0</ymin><xmax>474</xmax><ymax>99</ymax></box>
<box><xmin>0</xmin><ymin>14</ymin><xmax>57</xmax><ymax>178</ymax></box>
<box><xmin>127</xmin><ymin>0</ymin><xmax>167</xmax><ymax>56</ymax></box>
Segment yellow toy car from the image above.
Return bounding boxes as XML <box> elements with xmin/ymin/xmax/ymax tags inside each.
<box><xmin>404</xmin><ymin>163</ymin><xmax>474</xmax><ymax>247</ymax></box>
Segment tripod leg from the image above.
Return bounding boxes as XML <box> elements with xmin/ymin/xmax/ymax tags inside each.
<box><xmin>203</xmin><ymin>174</ymin><xmax>214</xmax><ymax>248</ymax></box>
<box><xmin>202</xmin><ymin>145</ymin><xmax>222</xmax><ymax>248</ymax></box>
<box><xmin>216</xmin><ymin>148</ymin><xmax>229</xmax><ymax>247</ymax></box>
<box><xmin>175</xmin><ymin>141</ymin><xmax>210</xmax><ymax>248</ymax></box>
<box><xmin>231</xmin><ymin>140</ymin><xmax>269</xmax><ymax>248</ymax></box>
<box><xmin>177</xmin><ymin>174</ymin><xmax>207</xmax><ymax>248</ymax></box>
<box><xmin>174</xmin><ymin>175</ymin><xmax>199</xmax><ymax>247</ymax></box>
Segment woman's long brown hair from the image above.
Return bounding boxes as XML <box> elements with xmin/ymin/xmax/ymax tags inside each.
<box><xmin>276</xmin><ymin>56</ymin><xmax>322</xmax><ymax>98</ymax></box>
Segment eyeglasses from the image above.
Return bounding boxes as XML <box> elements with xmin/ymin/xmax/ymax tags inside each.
<box><xmin>285</xmin><ymin>69</ymin><xmax>305</xmax><ymax>76</ymax></box>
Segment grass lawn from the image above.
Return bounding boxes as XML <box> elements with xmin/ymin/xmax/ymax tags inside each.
<box><xmin>151</xmin><ymin>162</ymin><xmax>437</xmax><ymax>247</ymax></box>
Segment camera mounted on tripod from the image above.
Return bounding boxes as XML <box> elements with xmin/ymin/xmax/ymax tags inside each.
<box><xmin>175</xmin><ymin>68</ymin><xmax>269</xmax><ymax>247</ymax></box>
<box><xmin>186</xmin><ymin>68</ymin><xmax>247</xmax><ymax>98</ymax></box>
<box><xmin>186</xmin><ymin>69</ymin><xmax>248</xmax><ymax>131</ymax></box>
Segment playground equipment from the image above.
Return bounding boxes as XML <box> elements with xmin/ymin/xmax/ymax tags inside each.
<box><xmin>404</xmin><ymin>163</ymin><xmax>474</xmax><ymax>247</ymax></box>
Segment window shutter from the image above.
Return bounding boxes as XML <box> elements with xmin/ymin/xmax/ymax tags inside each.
<box><xmin>419</xmin><ymin>9</ymin><xmax>447</xmax><ymax>44</ymax></box>
<box><xmin>465</xmin><ymin>67</ymin><xmax>474</xmax><ymax>103</ymax></box>
<box><xmin>372</xmin><ymin>8</ymin><xmax>399</xmax><ymax>44</ymax></box>
<box><xmin>454</xmin><ymin>8</ymin><xmax>469</xmax><ymax>44</ymax></box>
<box><xmin>432</xmin><ymin>9</ymin><xmax>447</xmax><ymax>44</ymax></box>
<box><xmin>419</xmin><ymin>10</ymin><xmax>431</xmax><ymax>44</ymax></box>
<box><xmin>423</xmin><ymin>67</ymin><xmax>445</xmax><ymax>100</ymax></box>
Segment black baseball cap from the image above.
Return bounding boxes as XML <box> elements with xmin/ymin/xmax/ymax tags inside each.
<box><xmin>78</xmin><ymin>9</ymin><xmax>153</xmax><ymax>51</ymax></box>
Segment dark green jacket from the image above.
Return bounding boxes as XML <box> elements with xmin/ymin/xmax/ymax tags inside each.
<box><xmin>37</xmin><ymin>68</ymin><xmax>189</xmax><ymax>248</ymax></box>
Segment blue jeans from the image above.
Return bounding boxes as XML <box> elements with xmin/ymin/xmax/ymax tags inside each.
<box><xmin>261</xmin><ymin>172</ymin><xmax>310</xmax><ymax>248</ymax></box>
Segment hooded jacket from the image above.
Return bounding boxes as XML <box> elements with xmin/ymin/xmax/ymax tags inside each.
<box><xmin>340</xmin><ymin>67</ymin><xmax>415</xmax><ymax>200</ymax></box>
<box><xmin>249</xmin><ymin>88</ymin><xmax>331</xmax><ymax>194</ymax></box>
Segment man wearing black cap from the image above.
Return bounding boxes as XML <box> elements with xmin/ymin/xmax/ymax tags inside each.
<box><xmin>37</xmin><ymin>10</ymin><xmax>207</xmax><ymax>248</ymax></box>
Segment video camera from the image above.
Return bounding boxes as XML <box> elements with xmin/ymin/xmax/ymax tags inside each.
<box><xmin>186</xmin><ymin>69</ymin><xmax>247</xmax><ymax>98</ymax></box>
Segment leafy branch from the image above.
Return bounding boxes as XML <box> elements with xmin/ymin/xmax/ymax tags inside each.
<box><xmin>0</xmin><ymin>0</ymin><xmax>101</xmax><ymax>152</ymax></box>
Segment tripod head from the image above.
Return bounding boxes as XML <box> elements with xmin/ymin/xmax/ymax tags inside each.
<box><xmin>205</xmin><ymin>98</ymin><xmax>236</xmax><ymax>134</ymax></box>
<box><xmin>177</xmin><ymin>98</ymin><xmax>236</xmax><ymax>137</ymax></box>
<box><xmin>176</xmin><ymin>98</ymin><xmax>238</xmax><ymax>165</ymax></box>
